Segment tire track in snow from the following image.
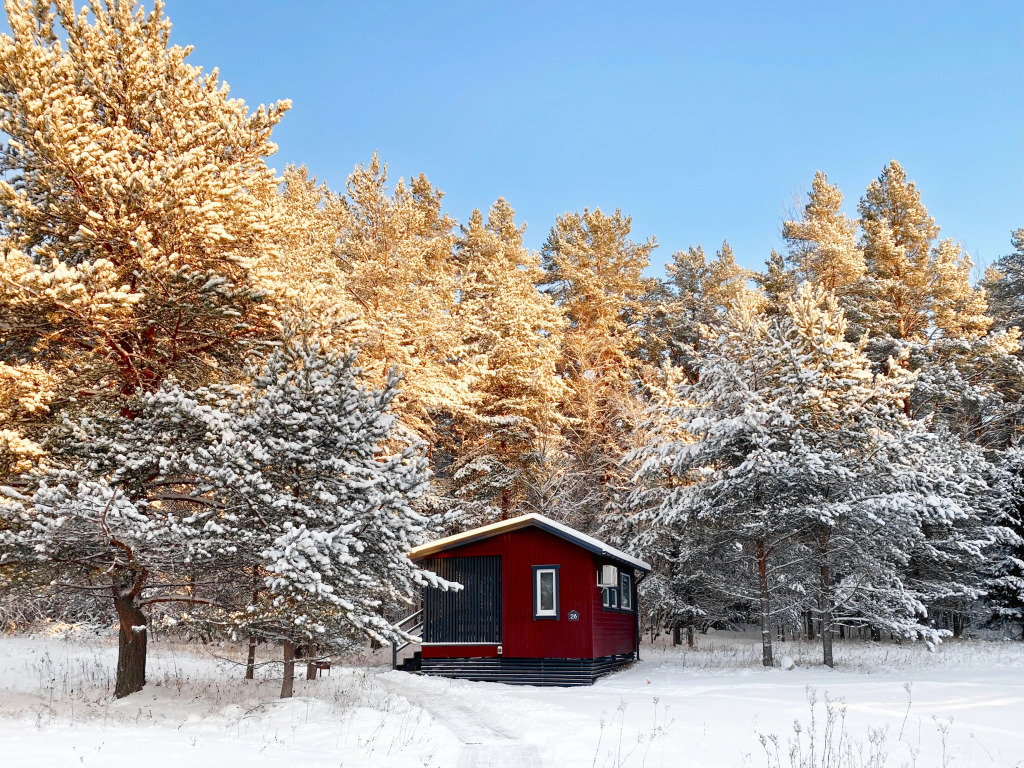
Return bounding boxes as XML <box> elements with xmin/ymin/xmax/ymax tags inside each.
<box><xmin>380</xmin><ymin>676</ymin><xmax>542</xmax><ymax>767</ymax></box>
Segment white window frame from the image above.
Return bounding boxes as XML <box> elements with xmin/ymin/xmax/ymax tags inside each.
<box><xmin>533</xmin><ymin>566</ymin><xmax>559</xmax><ymax>619</ymax></box>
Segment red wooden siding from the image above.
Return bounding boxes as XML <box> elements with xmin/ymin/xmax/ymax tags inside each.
<box><xmin>590</xmin><ymin>554</ymin><xmax>637</xmax><ymax>657</ymax></box>
<box><xmin>418</xmin><ymin>527</ymin><xmax>638</xmax><ymax>660</ymax></box>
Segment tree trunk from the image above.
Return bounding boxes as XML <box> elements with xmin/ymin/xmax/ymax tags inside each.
<box><xmin>246</xmin><ymin>572</ymin><xmax>260</xmax><ymax>681</ymax></box>
<box><xmin>245</xmin><ymin>636</ymin><xmax>257</xmax><ymax>680</ymax></box>
<box><xmin>819</xmin><ymin>532</ymin><xmax>834</xmax><ymax>668</ymax></box>
<box><xmin>281</xmin><ymin>641</ymin><xmax>295</xmax><ymax>698</ymax></box>
<box><xmin>672</xmin><ymin>625</ymin><xmax>681</xmax><ymax>646</ymax></box>
<box><xmin>757</xmin><ymin>538</ymin><xmax>773</xmax><ymax>667</ymax></box>
<box><xmin>305</xmin><ymin>643</ymin><xmax>317</xmax><ymax>680</ymax></box>
<box><xmin>686</xmin><ymin>624</ymin><xmax>695</xmax><ymax>649</ymax></box>
<box><xmin>112</xmin><ymin>580</ymin><xmax>147</xmax><ymax>699</ymax></box>
<box><xmin>821</xmin><ymin>612</ymin><xmax>834</xmax><ymax>668</ymax></box>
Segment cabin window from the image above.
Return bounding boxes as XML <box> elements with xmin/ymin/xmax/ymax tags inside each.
<box><xmin>620</xmin><ymin>572</ymin><xmax>633</xmax><ymax>611</ymax></box>
<box><xmin>533</xmin><ymin>565</ymin><xmax>560</xmax><ymax>619</ymax></box>
<box><xmin>600</xmin><ymin>567</ymin><xmax>634</xmax><ymax>612</ymax></box>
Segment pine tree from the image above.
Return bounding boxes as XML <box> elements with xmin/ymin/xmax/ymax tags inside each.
<box><xmin>0</xmin><ymin>0</ymin><xmax>287</xmax><ymax>408</ymax></box>
<box><xmin>858</xmin><ymin>160</ymin><xmax>989</xmax><ymax>341</ymax></box>
<box><xmin>986</xmin><ymin>447</ymin><xmax>1024</xmax><ymax>639</ymax></box>
<box><xmin>449</xmin><ymin>200</ymin><xmax>567</xmax><ymax>524</ymax></box>
<box><xmin>0</xmin><ymin>0</ymin><xmax>288</xmax><ymax>697</ymax></box>
<box><xmin>755</xmin><ymin>249</ymin><xmax>798</xmax><ymax>316</ymax></box>
<box><xmin>332</xmin><ymin>156</ymin><xmax>468</xmax><ymax>443</ymax></box>
<box><xmin>259</xmin><ymin>165</ymin><xmax>362</xmax><ymax>346</ymax></box>
<box><xmin>910</xmin><ymin>331</ymin><xmax>1024</xmax><ymax>449</ymax></box>
<box><xmin>626</xmin><ymin>366</ymin><xmax>737</xmax><ymax>640</ymax></box>
<box><xmin>539</xmin><ymin>208</ymin><xmax>657</xmax><ymax>530</ymax></box>
<box><xmin>985</xmin><ymin>229</ymin><xmax>1024</xmax><ymax>332</ymax></box>
<box><xmin>628</xmin><ymin>291</ymin><xmax>800</xmax><ymax>667</ymax></box>
<box><xmin>782</xmin><ymin>171</ymin><xmax>868</xmax><ymax>335</ymax></box>
<box><xmin>773</xmin><ymin>287</ymin><xmax>994</xmax><ymax>663</ymax></box>
<box><xmin>883</xmin><ymin>429</ymin><xmax>1008</xmax><ymax>640</ymax></box>
<box><xmin>629</xmin><ymin>284</ymin><xmax>1002</xmax><ymax>666</ymax></box>
<box><xmin>659</xmin><ymin>241</ymin><xmax>760</xmax><ymax>375</ymax></box>
<box><xmin>187</xmin><ymin>337</ymin><xmax>457</xmax><ymax>675</ymax></box>
<box><xmin>0</xmin><ymin>336</ymin><xmax>455</xmax><ymax>697</ymax></box>
<box><xmin>783</xmin><ymin>172</ymin><xmax>865</xmax><ymax>293</ymax></box>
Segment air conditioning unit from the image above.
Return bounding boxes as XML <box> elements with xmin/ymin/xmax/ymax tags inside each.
<box><xmin>597</xmin><ymin>565</ymin><xmax>618</xmax><ymax>587</ymax></box>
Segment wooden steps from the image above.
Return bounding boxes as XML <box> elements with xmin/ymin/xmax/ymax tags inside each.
<box><xmin>397</xmin><ymin>650</ymin><xmax>422</xmax><ymax>673</ymax></box>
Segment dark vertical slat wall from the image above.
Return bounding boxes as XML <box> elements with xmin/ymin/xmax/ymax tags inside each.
<box><xmin>424</xmin><ymin>556</ymin><xmax>502</xmax><ymax>643</ymax></box>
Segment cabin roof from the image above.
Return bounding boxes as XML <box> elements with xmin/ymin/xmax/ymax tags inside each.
<box><xmin>408</xmin><ymin>513</ymin><xmax>652</xmax><ymax>572</ymax></box>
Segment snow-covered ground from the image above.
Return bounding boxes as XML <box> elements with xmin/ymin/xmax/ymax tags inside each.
<box><xmin>0</xmin><ymin>627</ymin><xmax>1021</xmax><ymax>767</ymax></box>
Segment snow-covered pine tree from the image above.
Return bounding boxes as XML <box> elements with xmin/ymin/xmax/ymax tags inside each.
<box><xmin>0</xmin><ymin>435</ymin><xmax>213</xmax><ymax>697</ymax></box>
<box><xmin>896</xmin><ymin>433</ymin><xmax>1010</xmax><ymax>638</ymax></box>
<box><xmin>449</xmin><ymin>200</ymin><xmax>567</xmax><ymax>525</ymax></box>
<box><xmin>0</xmin><ymin>0</ymin><xmax>287</xmax><ymax>408</ymax></box>
<box><xmin>0</xmin><ymin>336</ymin><xmax>456</xmax><ymax>697</ymax></box>
<box><xmin>782</xmin><ymin>171</ymin><xmax>869</xmax><ymax>336</ymax></box>
<box><xmin>629</xmin><ymin>284</ymin><xmax>1003</xmax><ymax>666</ymax></box>
<box><xmin>984</xmin><ymin>229</ymin><xmax>1024</xmax><ymax>333</ymax></box>
<box><xmin>853</xmin><ymin>168</ymin><xmax>1017</xmax><ymax>614</ymax></box>
<box><xmin>769</xmin><ymin>286</ymin><xmax>972</xmax><ymax>665</ymax></box>
<box><xmin>184</xmin><ymin>335</ymin><xmax>457</xmax><ymax>694</ymax></box>
<box><xmin>0</xmin><ymin>0</ymin><xmax>289</xmax><ymax>697</ymax></box>
<box><xmin>628</xmin><ymin>292</ymin><xmax>803</xmax><ymax>667</ymax></box>
<box><xmin>909</xmin><ymin>331</ymin><xmax>1024</xmax><ymax>449</ymax></box>
<box><xmin>986</xmin><ymin>447</ymin><xmax>1024</xmax><ymax>639</ymax></box>
<box><xmin>539</xmin><ymin>208</ymin><xmax>657</xmax><ymax>531</ymax></box>
<box><xmin>625</xmin><ymin>366</ymin><xmax>738</xmax><ymax>642</ymax></box>
<box><xmin>657</xmin><ymin>241</ymin><xmax>760</xmax><ymax>376</ymax></box>
<box><xmin>858</xmin><ymin>160</ymin><xmax>989</xmax><ymax>343</ymax></box>
<box><xmin>331</xmin><ymin>155</ymin><xmax>469</xmax><ymax>445</ymax></box>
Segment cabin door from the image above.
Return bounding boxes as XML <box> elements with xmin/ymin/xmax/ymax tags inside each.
<box><xmin>423</xmin><ymin>556</ymin><xmax>502</xmax><ymax>644</ymax></box>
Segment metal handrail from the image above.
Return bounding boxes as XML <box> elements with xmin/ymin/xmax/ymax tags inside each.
<box><xmin>391</xmin><ymin>610</ymin><xmax>425</xmax><ymax>669</ymax></box>
<box><xmin>394</xmin><ymin>609</ymin><xmax>423</xmax><ymax>631</ymax></box>
<box><xmin>394</xmin><ymin>623</ymin><xmax>423</xmax><ymax>653</ymax></box>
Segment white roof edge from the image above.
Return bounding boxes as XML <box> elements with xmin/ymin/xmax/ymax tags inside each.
<box><xmin>408</xmin><ymin>513</ymin><xmax>651</xmax><ymax>572</ymax></box>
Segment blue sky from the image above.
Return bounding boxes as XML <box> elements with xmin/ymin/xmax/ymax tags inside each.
<box><xmin>11</xmin><ymin>1</ymin><xmax>1024</xmax><ymax>275</ymax></box>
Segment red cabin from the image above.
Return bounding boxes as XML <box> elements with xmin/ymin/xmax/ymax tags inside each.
<box><xmin>397</xmin><ymin>514</ymin><xmax>651</xmax><ymax>686</ymax></box>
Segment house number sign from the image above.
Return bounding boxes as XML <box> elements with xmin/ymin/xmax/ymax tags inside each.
<box><xmin>568</xmin><ymin>610</ymin><xmax>580</xmax><ymax>621</ymax></box>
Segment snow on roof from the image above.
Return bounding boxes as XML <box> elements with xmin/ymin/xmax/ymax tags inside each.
<box><xmin>408</xmin><ymin>513</ymin><xmax>651</xmax><ymax>572</ymax></box>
